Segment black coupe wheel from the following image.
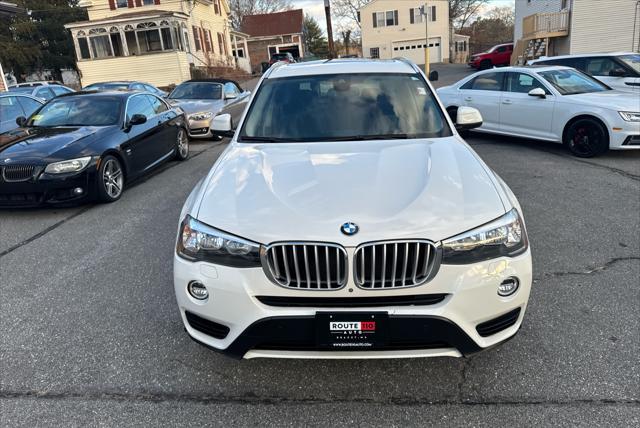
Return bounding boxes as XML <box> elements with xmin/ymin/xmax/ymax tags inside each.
<box><xmin>479</xmin><ymin>59</ymin><xmax>492</xmax><ymax>70</ymax></box>
<box><xmin>175</xmin><ymin>128</ymin><xmax>189</xmax><ymax>161</ymax></box>
<box><xmin>97</xmin><ymin>155</ymin><xmax>124</xmax><ymax>203</ymax></box>
<box><xmin>564</xmin><ymin>119</ymin><xmax>609</xmax><ymax>158</ymax></box>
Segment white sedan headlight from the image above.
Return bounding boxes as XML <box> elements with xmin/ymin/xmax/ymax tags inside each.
<box><xmin>442</xmin><ymin>209</ymin><xmax>528</xmax><ymax>264</ymax></box>
<box><xmin>619</xmin><ymin>111</ymin><xmax>640</xmax><ymax>122</ymax></box>
<box><xmin>177</xmin><ymin>215</ymin><xmax>261</xmax><ymax>267</ymax></box>
<box><xmin>44</xmin><ymin>156</ymin><xmax>92</xmax><ymax>174</ymax></box>
<box><xmin>188</xmin><ymin>112</ymin><xmax>213</xmax><ymax>121</ymax></box>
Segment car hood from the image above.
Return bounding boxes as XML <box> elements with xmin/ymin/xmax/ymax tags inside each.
<box><xmin>0</xmin><ymin>126</ymin><xmax>105</xmax><ymax>163</ymax></box>
<box><xmin>561</xmin><ymin>90</ymin><xmax>640</xmax><ymax>111</ymax></box>
<box><xmin>167</xmin><ymin>99</ymin><xmax>225</xmax><ymax>115</ymax></box>
<box><xmin>195</xmin><ymin>137</ymin><xmax>506</xmax><ymax>245</ymax></box>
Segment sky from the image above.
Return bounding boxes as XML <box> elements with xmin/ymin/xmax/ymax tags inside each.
<box><xmin>292</xmin><ymin>0</ymin><xmax>516</xmax><ymax>33</ymax></box>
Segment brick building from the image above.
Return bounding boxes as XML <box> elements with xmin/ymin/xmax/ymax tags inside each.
<box><xmin>241</xmin><ymin>9</ymin><xmax>304</xmax><ymax>73</ymax></box>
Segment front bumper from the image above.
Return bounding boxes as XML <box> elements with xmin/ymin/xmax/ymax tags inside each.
<box><xmin>0</xmin><ymin>166</ymin><xmax>97</xmax><ymax>207</ymax></box>
<box><xmin>174</xmin><ymin>249</ymin><xmax>532</xmax><ymax>359</ymax></box>
<box><xmin>187</xmin><ymin>118</ymin><xmax>215</xmax><ymax>139</ymax></box>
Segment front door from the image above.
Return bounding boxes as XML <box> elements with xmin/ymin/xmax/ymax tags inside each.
<box><xmin>499</xmin><ymin>72</ymin><xmax>555</xmax><ymax>140</ymax></box>
<box><xmin>122</xmin><ymin>94</ymin><xmax>166</xmax><ymax>175</ymax></box>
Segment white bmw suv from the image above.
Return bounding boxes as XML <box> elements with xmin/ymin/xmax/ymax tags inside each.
<box><xmin>174</xmin><ymin>59</ymin><xmax>532</xmax><ymax>359</ymax></box>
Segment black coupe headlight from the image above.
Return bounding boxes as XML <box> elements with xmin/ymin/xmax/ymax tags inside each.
<box><xmin>177</xmin><ymin>215</ymin><xmax>261</xmax><ymax>267</ymax></box>
<box><xmin>442</xmin><ymin>209</ymin><xmax>528</xmax><ymax>264</ymax></box>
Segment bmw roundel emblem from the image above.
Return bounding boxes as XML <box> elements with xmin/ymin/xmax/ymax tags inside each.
<box><xmin>341</xmin><ymin>222</ymin><xmax>359</xmax><ymax>236</ymax></box>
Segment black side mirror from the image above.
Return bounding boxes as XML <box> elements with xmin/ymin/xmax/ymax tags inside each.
<box><xmin>129</xmin><ymin>114</ymin><xmax>147</xmax><ymax>126</ymax></box>
<box><xmin>16</xmin><ymin>116</ymin><xmax>27</xmax><ymax>127</ymax></box>
<box><xmin>429</xmin><ymin>70</ymin><xmax>439</xmax><ymax>82</ymax></box>
<box><xmin>609</xmin><ymin>68</ymin><xmax>627</xmax><ymax>77</ymax></box>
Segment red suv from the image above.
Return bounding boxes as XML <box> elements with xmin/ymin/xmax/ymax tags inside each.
<box><xmin>469</xmin><ymin>43</ymin><xmax>513</xmax><ymax>69</ymax></box>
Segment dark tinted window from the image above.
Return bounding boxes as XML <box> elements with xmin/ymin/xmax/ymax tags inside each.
<box><xmin>16</xmin><ymin>97</ymin><xmax>43</xmax><ymax>116</ymax></box>
<box><xmin>168</xmin><ymin>82</ymin><xmax>222</xmax><ymax>100</ymax></box>
<box><xmin>51</xmin><ymin>86</ymin><xmax>72</xmax><ymax>96</ymax></box>
<box><xmin>240</xmin><ymin>73</ymin><xmax>452</xmax><ymax>141</ymax></box>
<box><xmin>536</xmin><ymin>57</ymin><xmax>585</xmax><ymax>70</ymax></box>
<box><xmin>30</xmin><ymin>96</ymin><xmax>122</xmax><ymax>126</ymax></box>
<box><xmin>126</xmin><ymin>94</ymin><xmax>156</xmax><ymax>118</ymax></box>
<box><xmin>461</xmin><ymin>72</ymin><xmax>505</xmax><ymax>91</ymax></box>
<box><xmin>585</xmin><ymin>57</ymin><xmax>623</xmax><ymax>76</ymax></box>
<box><xmin>506</xmin><ymin>72</ymin><xmax>550</xmax><ymax>94</ymax></box>
<box><xmin>0</xmin><ymin>96</ymin><xmax>25</xmax><ymax>117</ymax></box>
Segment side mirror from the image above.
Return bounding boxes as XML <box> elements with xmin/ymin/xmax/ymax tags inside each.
<box><xmin>224</xmin><ymin>92</ymin><xmax>237</xmax><ymax>100</ymax></box>
<box><xmin>456</xmin><ymin>106</ymin><xmax>483</xmax><ymax>131</ymax></box>
<box><xmin>211</xmin><ymin>113</ymin><xmax>234</xmax><ymax>138</ymax></box>
<box><xmin>528</xmin><ymin>87</ymin><xmax>546</xmax><ymax>98</ymax></box>
<box><xmin>15</xmin><ymin>116</ymin><xmax>27</xmax><ymax>127</ymax></box>
<box><xmin>428</xmin><ymin>70</ymin><xmax>439</xmax><ymax>82</ymax></box>
<box><xmin>129</xmin><ymin>114</ymin><xmax>147</xmax><ymax>125</ymax></box>
<box><xmin>609</xmin><ymin>68</ymin><xmax>627</xmax><ymax>77</ymax></box>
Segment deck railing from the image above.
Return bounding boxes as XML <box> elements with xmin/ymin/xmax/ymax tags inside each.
<box><xmin>522</xmin><ymin>10</ymin><xmax>569</xmax><ymax>39</ymax></box>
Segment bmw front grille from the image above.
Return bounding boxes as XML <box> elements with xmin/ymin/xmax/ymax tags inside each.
<box><xmin>262</xmin><ymin>242</ymin><xmax>348</xmax><ymax>290</ymax></box>
<box><xmin>353</xmin><ymin>240</ymin><xmax>441</xmax><ymax>289</ymax></box>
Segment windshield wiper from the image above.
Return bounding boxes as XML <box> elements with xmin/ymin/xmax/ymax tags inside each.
<box><xmin>323</xmin><ymin>134</ymin><xmax>410</xmax><ymax>141</ymax></box>
<box><xmin>239</xmin><ymin>136</ymin><xmax>299</xmax><ymax>143</ymax></box>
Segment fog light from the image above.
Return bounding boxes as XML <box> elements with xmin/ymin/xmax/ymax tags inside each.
<box><xmin>498</xmin><ymin>277</ymin><xmax>519</xmax><ymax>297</ymax></box>
<box><xmin>73</xmin><ymin>187</ymin><xmax>83</xmax><ymax>195</ymax></box>
<box><xmin>187</xmin><ymin>281</ymin><xmax>208</xmax><ymax>300</ymax></box>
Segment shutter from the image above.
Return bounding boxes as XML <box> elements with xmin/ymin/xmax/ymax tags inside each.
<box><xmin>410</xmin><ymin>8</ymin><xmax>414</xmax><ymax>24</ymax></box>
<box><xmin>431</xmin><ymin>6</ymin><xmax>436</xmax><ymax>21</ymax></box>
<box><xmin>135</xmin><ymin>0</ymin><xmax>142</xmax><ymax>7</ymax></box>
<box><xmin>127</xmin><ymin>0</ymin><xmax>134</xmax><ymax>7</ymax></box>
<box><xmin>154</xmin><ymin>0</ymin><xmax>160</xmax><ymax>4</ymax></box>
<box><xmin>372</xmin><ymin>12</ymin><xmax>377</xmax><ymax>28</ymax></box>
<box><xmin>394</xmin><ymin>10</ymin><xmax>398</xmax><ymax>25</ymax></box>
<box><xmin>108</xmin><ymin>0</ymin><xmax>115</xmax><ymax>10</ymax></box>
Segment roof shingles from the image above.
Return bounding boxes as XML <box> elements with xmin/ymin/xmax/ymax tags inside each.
<box><xmin>241</xmin><ymin>9</ymin><xmax>304</xmax><ymax>38</ymax></box>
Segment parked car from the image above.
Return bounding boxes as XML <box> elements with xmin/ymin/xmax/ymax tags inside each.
<box><xmin>437</xmin><ymin>66</ymin><xmax>640</xmax><ymax>157</ymax></box>
<box><xmin>469</xmin><ymin>43</ymin><xmax>514</xmax><ymax>69</ymax></box>
<box><xmin>269</xmin><ymin>52</ymin><xmax>296</xmax><ymax>67</ymax></box>
<box><xmin>529</xmin><ymin>52</ymin><xmax>640</xmax><ymax>93</ymax></box>
<box><xmin>82</xmin><ymin>81</ymin><xmax>168</xmax><ymax>97</ymax></box>
<box><xmin>9</xmin><ymin>80</ymin><xmax>64</xmax><ymax>87</ymax></box>
<box><xmin>0</xmin><ymin>94</ymin><xmax>44</xmax><ymax>134</ymax></box>
<box><xmin>167</xmin><ymin>78</ymin><xmax>251</xmax><ymax>140</ymax></box>
<box><xmin>174</xmin><ymin>59</ymin><xmax>532</xmax><ymax>359</ymax></box>
<box><xmin>0</xmin><ymin>91</ymin><xmax>188</xmax><ymax>207</ymax></box>
<box><xmin>8</xmin><ymin>84</ymin><xmax>75</xmax><ymax>102</ymax></box>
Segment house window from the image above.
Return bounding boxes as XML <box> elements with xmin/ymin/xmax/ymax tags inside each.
<box><xmin>213</xmin><ymin>0</ymin><xmax>220</xmax><ymax>14</ymax></box>
<box><xmin>77</xmin><ymin>37</ymin><xmax>91</xmax><ymax>59</ymax></box>
<box><xmin>136</xmin><ymin>22</ymin><xmax>162</xmax><ymax>53</ymax></box>
<box><xmin>90</xmin><ymin>35</ymin><xmax>113</xmax><ymax>58</ymax></box>
<box><xmin>410</xmin><ymin>7</ymin><xmax>424</xmax><ymax>24</ymax></box>
<box><xmin>142</xmin><ymin>0</ymin><xmax>154</xmax><ymax>5</ymax></box>
<box><xmin>193</xmin><ymin>26</ymin><xmax>201</xmax><ymax>51</ymax></box>
<box><xmin>204</xmin><ymin>29</ymin><xmax>213</xmax><ymax>52</ymax></box>
<box><xmin>370</xmin><ymin>47</ymin><xmax>379</xmax><ymax>58</ymax></box>
<box><xmin>217</xmin><ymin>33</ymin><xmax>224</xmax><ymax>54</ymax></box>
<box><xmin>160</xmin><ymin>27</ymin><xmax>173</xmax><ymax>50</ymax></box>
<box><xmin>373</xmin><ymin>10</ymin><xmax>397</xmax><ymax>27</ymax></box>
<box><xmin>115</xmin><ymin>0</ymin><xmax>128</xmax><ymax>7</ymax></box>
<box><xmin>386</xmin><ymin>10</ymin><xmax>398</xmax><ymax>26</ymax></box>
<box><xmin>233</xmin><ymin>47</ymin><xmax>245</xmax><ymax>58</ymax></box>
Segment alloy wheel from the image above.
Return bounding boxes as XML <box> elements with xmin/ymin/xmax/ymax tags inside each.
<box><xmin>102</xmin><ymin>158</ymin><xmax>123</xmax><ymax>199</ymax></box>
<box><xmin>177</xmin><ymin>129</ymin><xmax>189</xmax><ymax>158</ymax></box>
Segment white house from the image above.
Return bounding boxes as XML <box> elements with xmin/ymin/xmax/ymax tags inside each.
<box><xmin>359</xmin><ymin>0</ymin><xmax>450</xmax><ymax>64</ymax></box>
<box><xmin>513</xmin><ymin>0</ymin><xmax>640</xmax><ymax>64</ymax></box>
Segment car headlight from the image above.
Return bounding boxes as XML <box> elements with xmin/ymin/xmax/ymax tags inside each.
<box><xmin>619</xmin><ymin>111</ymin><xmax>640</xmax><ymax>122</ymax></box>
<box><xmin>44</xmin><ymin>156</ymin><xmax>92</xmax><ymax>174</ymax></box>
<box><xmin>442</xmin><ymin>209</ymin><xmax>528</xmax><ymax>264</ymax></box>
<box><xmin>188</xmin><ymin>111</ymin><xmax>213</xmax><ymax>121</ymax></box>
<box><xmin>177</xmin><ymin>215</ymin><xmax>261</xmax><ymax>267</ymax></box>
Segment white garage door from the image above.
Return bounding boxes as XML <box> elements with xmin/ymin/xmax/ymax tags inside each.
<box><xmin>392</xmin><ymin>37</ymin><xmax>441</xmax><ymax>65</ymax></box>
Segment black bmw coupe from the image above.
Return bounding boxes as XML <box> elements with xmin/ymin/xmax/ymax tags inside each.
<box><xmin>0</xmin><ymin>91</ymin><xmax>189</xmax><ymax>207</ymax></box>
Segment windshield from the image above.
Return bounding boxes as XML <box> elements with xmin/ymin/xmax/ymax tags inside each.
<box><xmin>29</xmin><ymin>96</ymin><xmax>122</xmax><ymax>127</ymax></box>
<box><xmin>169</xmin><ymin>82</ymin><xmax>222</xmax><ymax>100</ymax></box>
<box><xmin>239</xmin><ymin>73</ymin><xmax>452</xmax><ymax>142</ymax></box>
<box><xmin>85</xmin><ymin>83</ymin><xmax>129</xmax><ymax>91</ymax></box>
<box><xmin>539</xmin><ymin>69</ymin><xmax>610</xmax><ymax>95</ymax></box>
<box><xmin>619</xmin><ymin>54</ymin><xmax>640</xmax><ymax>74</ymax></box>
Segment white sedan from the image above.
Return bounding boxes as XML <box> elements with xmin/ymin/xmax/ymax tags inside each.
<box><xmin>437</xmin><ymin>66</ymin><xmax>640</xmax><ymax>157</ymax></box>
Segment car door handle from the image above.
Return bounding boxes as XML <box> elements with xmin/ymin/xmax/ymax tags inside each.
<box><xmin>464</xmin><ymin>97</ymin><xmax>472</xmax><ymax>102</ymax></box>
<box><xmin>502</xmin><ymin>99</ymin><xmax>512</xmax><ymax>105</ymax></box>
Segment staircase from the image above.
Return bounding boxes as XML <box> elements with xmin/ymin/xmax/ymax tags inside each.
<box><xmin>511</xmin><ymin>10</ymin><xmax>569</xmax><ymax>65</ymax></box>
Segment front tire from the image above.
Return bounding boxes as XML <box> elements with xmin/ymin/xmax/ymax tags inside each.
<box><xmin>564</xmin><ymin>118</ymin><xmax>609</xmax><ymax>158</ymax></box>
<box><xmin>479</xmin><ymin>59</ymin><xmax>492</xmax><ymax>70</ymax></box>
<box><xmin>97</xmin><ymin>155</ymin><xmax>124</xmax><ymax>203</ymax></box>
<box><xmin>175</xmin><ymin>128</ymin><xmax>189</xmax><ymax>161</ymax></box>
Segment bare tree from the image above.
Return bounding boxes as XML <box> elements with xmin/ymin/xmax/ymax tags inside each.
<box><xmin>332</xmin><ymin>0</ymin><xmax>370</xmax><ymax>30</ymax></box>
<box><xmin>449</xmin><ymin>0</ymin><xmax>489</xmax><ymax>30</ymax></box>
<box><xmin>485</xmin><ymin>6</ymin><xmax>515</xmax><ymax>27</ymax></box>
<box><xmin>230</xmin><ymin>0</ymin><xmax>293</xmax><ymax>30</ymax></box>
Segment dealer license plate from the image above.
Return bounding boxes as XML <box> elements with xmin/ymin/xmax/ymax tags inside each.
<box><xmin>316</xmin><ymin>312</ymin><xmax>388</xmax><ymax>349</ymax></box>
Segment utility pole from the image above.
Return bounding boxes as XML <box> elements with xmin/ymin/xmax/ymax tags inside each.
<box><xmin>325</xmin><ymin>0</ymin><xmax>335</xmax><ymax>58</ymax></box>
<box><xmin>422</xmin><ymin>3</ymin><xmax>430</xmax><ymax>75</ymax></box>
